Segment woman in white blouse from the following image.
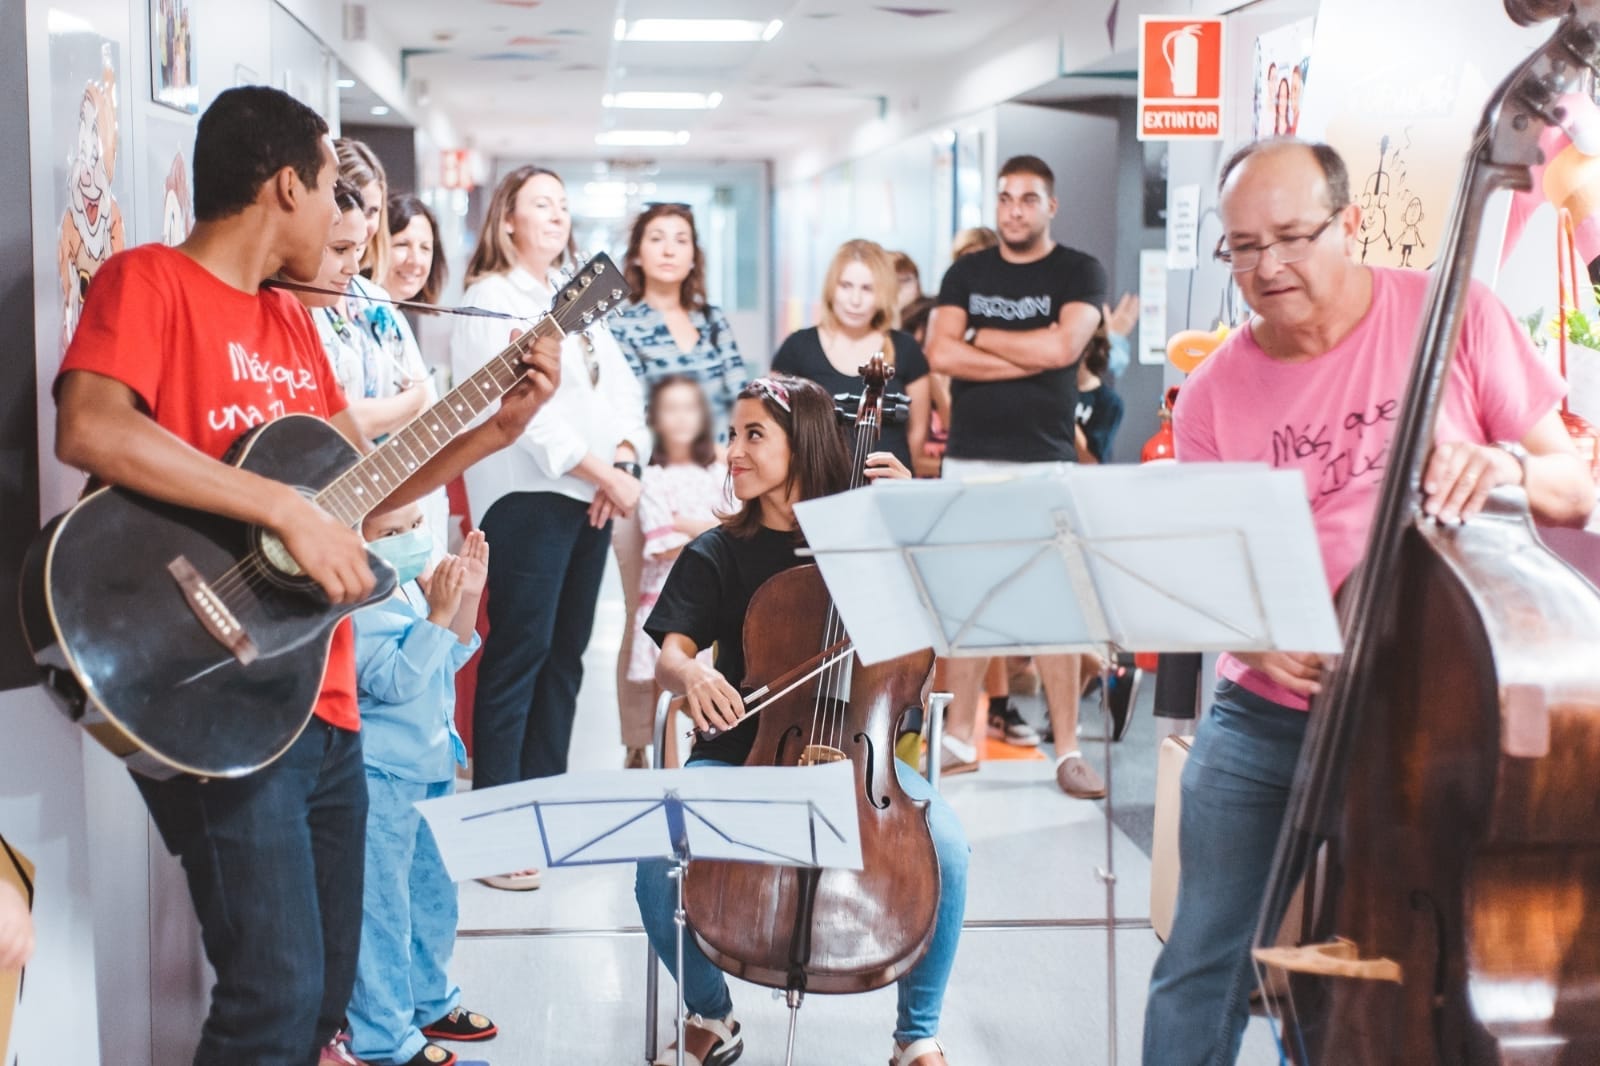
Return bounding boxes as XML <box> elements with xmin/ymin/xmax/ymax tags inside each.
<box><xmin>450</xmin><ymin>166</ymin><xmax>649</xmax><ymax>891</ymax></box>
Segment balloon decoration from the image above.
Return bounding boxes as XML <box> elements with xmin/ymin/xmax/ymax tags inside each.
<box><xmin>1555</xmin><ymin>208</ymin><xmax>1600</xmax><ymax>481</ymax></box>
<box><xmin>1166</xmin><ymin>324</ymin><xmax>1231</xmax><ymax>374</ymax></box>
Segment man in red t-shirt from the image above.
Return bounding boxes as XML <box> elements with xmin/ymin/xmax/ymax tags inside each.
<box><xmin>53</xmin><ymin>87</ymin><xmax>560</xmax><ymax>1066</ymax></box>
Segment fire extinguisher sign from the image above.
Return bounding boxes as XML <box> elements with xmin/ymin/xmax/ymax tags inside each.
<box><xmin>1138</xmin><ymin>16</ymin><xmax>1225</xmax><ymax>141</ymax></box>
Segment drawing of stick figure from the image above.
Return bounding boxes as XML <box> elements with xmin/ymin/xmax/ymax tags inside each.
<box><xmin>1397</xmin><ymin>197</ymin><xmax>1425</xmax><ymax>267</ymax></box>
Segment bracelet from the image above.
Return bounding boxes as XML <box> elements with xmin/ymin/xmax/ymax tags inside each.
<box><xmin>1493</xmin><ymin>441</ymin><xmax>1529</xmax><ymax>486</ymax></box>
<box><xmin>613</xmin><ymin>460</ymin><xmax>642</xmax><ymax>479</ymax></box>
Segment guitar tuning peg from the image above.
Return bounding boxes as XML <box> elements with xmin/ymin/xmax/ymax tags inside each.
<box><xmin>597</xmin><ymin>300</ymin><xmax>610</xmax><ymax>312</ymax></box>
<box><xmin>580</xmin><ymin>275</ymin><xmax>593</xmax><ymax>288</ymax></box>
<box><xmin>581</xmin><ymin>311</ymin><xmax>595</xmax><ymax>325</ymax></box>
<box><xmin>611</xmin><ymin>287</ymin><xmax>625</xmax><ymax>301</ymax></box>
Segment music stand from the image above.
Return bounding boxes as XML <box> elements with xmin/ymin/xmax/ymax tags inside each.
<box><xmin>416</xmin><ymin>762</ymin><xmax>864</xmax><ymax>1066</ymax></box>
<box><xmin>791</xmin><ymin>462</ymin><xmax>1341</xmax><ymax>1066</ymax></box>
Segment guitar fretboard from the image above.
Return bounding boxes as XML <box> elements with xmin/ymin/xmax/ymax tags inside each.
<box><xmin>316</xmin><ymin>321</ymin><xmax>556</xmax><ymax>528</ymax></box>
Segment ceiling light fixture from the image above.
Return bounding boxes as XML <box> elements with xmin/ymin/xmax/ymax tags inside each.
<box><xmin>370</xmin><ymin>105</ymin><xmax>390</xmax><ymax>116</ymax></box>
<box><xmin>614</xmin><ymin>18</ymin><xmax>784</xmax><ymax>43</ymax></box>
<box><xmin>601</xmin><ymin>91</ymin><xmax>723</xmax><ymax>110</ymax></box>
<box><xmin>595</xmin><ymin>129</ymin><xmax>691</xmax><ymax>147</ymax></box>
<box><xmin>336</xmin><ymin>78</ymin><xmax>357</xmax><ymax>89</ymax></box>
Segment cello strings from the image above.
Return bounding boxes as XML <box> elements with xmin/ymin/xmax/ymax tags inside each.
<box><xmin>820</xmin><ymin>406</ymin><xmax>875</xmax><ymax>754</ymax></box>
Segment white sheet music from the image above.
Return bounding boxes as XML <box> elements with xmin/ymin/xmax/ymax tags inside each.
<box><xmin>416</xmin><ymin>762</ymin><xmax>864</xmax><ymax>883</ymax></box>
<box><xmin>793</xmin><ymin>464</ymin><xmax>1340</xmax><ymax>664</ymax></box>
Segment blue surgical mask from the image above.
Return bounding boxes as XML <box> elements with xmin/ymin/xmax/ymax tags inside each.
<box><xmin>367</xmin><ymin>525</ymin><xmax>432</xmax><ymax>586</ymax></box>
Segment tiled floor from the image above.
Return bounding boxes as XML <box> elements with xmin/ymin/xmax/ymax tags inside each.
<box><xmin>444</xmin><ymin>563</ymin><xmax>1282</xmax><ymax>1064</ymax></box>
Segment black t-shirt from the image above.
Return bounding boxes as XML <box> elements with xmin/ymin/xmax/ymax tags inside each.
<box><xmin>1075</xmin><ymin>383</ymin><xmax>1125</xmax><ymax>463</ymax></box>
<box><xmin>936</xmin><ymin>245</ymin><xmax>1108</xmax><ymax>462</ymax></box>
<box><xmin>643</xmin><ymin>525</ymin><xmax>804</xmax><ymax>764</ymax></box>
<box><xmin>770</xmin><ymin>327</ymin><xmax>929</xmax><ymax>467</ymax></box>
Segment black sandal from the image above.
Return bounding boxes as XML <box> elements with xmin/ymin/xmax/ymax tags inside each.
<box><xmin>421</xmin><ymin>1007</ymin><xmax>498</xmax><ymax>1042</ymax></box>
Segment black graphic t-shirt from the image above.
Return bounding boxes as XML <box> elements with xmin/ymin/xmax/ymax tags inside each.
<box><xmin>644</xmin><ymin>525</ymin><xmax>804</xmax><ymax>765</ymax></box>
<box><xmin>936</xmin><ymin>245</ymin><xmax>1108</xmax><ymax>462</ymax></box>
<box><xmin>771</xmin><ymin>327</ymin><xmax>929</xmax><ymax>467</ymax></box>
<box><xmin>1075</xmin><ymin>383</ymin><xmax>1125</xmax><ymax>463</ymax></box>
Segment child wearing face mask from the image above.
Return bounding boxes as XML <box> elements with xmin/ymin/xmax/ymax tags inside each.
<box><xmin>347</xmin><ymin>503</ymin><xmax>498</xmax><ymax>1066</ymax></box>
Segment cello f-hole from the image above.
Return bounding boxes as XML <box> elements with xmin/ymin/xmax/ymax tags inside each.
<box><xmin>776</xmin><ymin>724</ymin><xmax>805</xmax><ymax>767</ymax></box>
<box><xmin>854</xmin><ymin>731</ymin><xmax>891</xmax><ymax>810</ymax></box>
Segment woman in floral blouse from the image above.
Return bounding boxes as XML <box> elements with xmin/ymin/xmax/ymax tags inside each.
<box><xmin>609</xmin><ymin>203</ymin><xmax>747</xmax><ymax>765</ymax></box>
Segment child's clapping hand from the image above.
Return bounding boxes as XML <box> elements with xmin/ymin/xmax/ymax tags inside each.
<box><xmin>420</xmin><ymin>555</ymin><xmax>467</xmax><ymax>628</ymax></box>
<box><xmin>458</xmin><ymin>530</ymin><xmax>488</xmax><ymax>598</ymax></box>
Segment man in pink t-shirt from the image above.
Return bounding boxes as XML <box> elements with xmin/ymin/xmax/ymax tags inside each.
<box><xmin>1143</xmin><ymin>139</ymin><xmax>1594</xmax><ymax>1066</ymax></box>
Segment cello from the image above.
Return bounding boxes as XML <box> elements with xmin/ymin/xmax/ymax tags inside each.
<box><xmin>682</xmin><ymin>355</ymin><xmax>942</xmax><ymax>1053</ymax></box>
<box><xmin>1251</xmin><ymin>2</ymin><xmax>1600</xmax><ymax>1062</ymax></box>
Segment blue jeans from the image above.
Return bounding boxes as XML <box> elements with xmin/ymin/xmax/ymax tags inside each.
<box><xmin>635</xmin><ymin>757</ymin><xmax>969</xmax><ymax>1043</ymax></box>
<box><xmin>473</xmin><ymin>491</ymin><xmax>611</xmax><ymax>788</ymax></box>
<box><xmin>1143</xmin><ymin>680</ymin><xmax>1309</xmax><ymax>1066</ymax></box>
<box><xmin>347</xmin><ymin>772</ymin><xmax>461</xmax><ymax>1064</ymax></box>
<box><xmin>136</xmin><ymin>718</ymin><xmax>367</xmax><ymax>1066</ymax></box>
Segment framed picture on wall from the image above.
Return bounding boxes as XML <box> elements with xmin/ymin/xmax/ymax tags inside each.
<box><xmin>149</xmin><ymin>0</ymin><xmax>197</xmax><ymax>113</ymax></box>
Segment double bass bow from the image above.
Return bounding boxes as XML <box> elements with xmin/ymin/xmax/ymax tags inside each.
<box><xmin>682</xmin><ymin>355</ymin><xmax>942</xmax><ymax>1042</ymax></box>
<box><xmin>1252</xmin><ymin>3</ymin><xmax>1600</xmax><ymax>1061</ymax></box>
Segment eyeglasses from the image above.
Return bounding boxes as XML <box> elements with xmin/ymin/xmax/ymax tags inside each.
<box><xmin>1214</xmin><ymin>210</ymin><xmax>1343</xmax><ymax>273</ymax></box>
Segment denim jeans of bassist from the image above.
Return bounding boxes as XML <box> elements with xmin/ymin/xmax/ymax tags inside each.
<box><xmin>136</xmin><ymin>718</ymin><xmax>368</xmax><ymax>1066</ymax></box>
<box><xmin>347</xmin><ymin>772</ymin><xmax>461</xmax><ymax>1065</ymax></box>
<box><xmin>472</xmin><ymin>491</ymin><xmax>611</xmax><ymax>788</ymax></box>
<box><xmin>635</xmin><ymin>757</ymin><xmax>969</xmax><ymax>1044</ymax></box>
<box><xmin>1143</xmin><ymin>680</ymin><xmax>1309</xmax><ymax>1066</ymax></box>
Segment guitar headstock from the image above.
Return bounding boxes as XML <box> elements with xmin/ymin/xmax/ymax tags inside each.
<box><xmin>549</xmin><ymin>253</ymin><xmax>626</xmax><ymax>335</ymax></box>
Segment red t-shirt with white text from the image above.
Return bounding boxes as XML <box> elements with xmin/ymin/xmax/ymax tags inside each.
<box><xmin>58</xmin><ymin>244</ymin><xmax>360</xmax><ymax>731</ymax></box>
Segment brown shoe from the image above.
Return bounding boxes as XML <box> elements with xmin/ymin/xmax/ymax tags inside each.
<box><xmin>1055</xmin><ymin>754</ymin><xmax>1107</xmax><ymax>799</ymax></box>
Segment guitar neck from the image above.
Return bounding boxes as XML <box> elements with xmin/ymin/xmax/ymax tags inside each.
<box><xmin>314</xmin><ymin>315</ymin><xmax>563</xmax><ymax>528</ymax></box>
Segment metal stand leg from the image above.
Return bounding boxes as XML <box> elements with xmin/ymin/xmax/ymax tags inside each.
<box><xmin>1095</xmin><ymin>655</ymin><xmax>1119</xmax><ymax>1066</ymax></box>
<box><xmin>645</xmin><ymin>692</ymin><xmax>674</xmax><ymax>1064</ymax></box>
<box><xmin>783</xmin><ymin>988</ymin><xmax>804</xmax><ymax>1066</ymax></box>
<box><xmin>926</xmin><ymin>690</ymin><xmax>951</xmax><ymax>789</ymax></box>
<box><xmin>671</xmin><ymin>860</ymin><xmax>688</xmax><ymax>1066</ymax></box>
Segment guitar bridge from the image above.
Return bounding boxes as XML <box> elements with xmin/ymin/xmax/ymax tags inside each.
<box><xmin>168</xmin><ymin>556</ymin><xmax>259</xmax><ymax>665</ymax></box>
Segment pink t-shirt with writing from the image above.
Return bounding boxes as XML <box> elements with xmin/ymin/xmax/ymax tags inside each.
<box><xmin>1174</xmin><ymin>266</ymin><xmax>1564</xmax><ymax>710</ymax></box>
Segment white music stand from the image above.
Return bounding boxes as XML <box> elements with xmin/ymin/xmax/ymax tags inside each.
<box><xmin>416</xmin><ymin>762</ymin><xmax>863</xmax><ymax>1066</ymax></box>
<box><xmin>791</xmin><ymin>462</ymin><xmax>1341</xmax><ymax>1066</ymax></box>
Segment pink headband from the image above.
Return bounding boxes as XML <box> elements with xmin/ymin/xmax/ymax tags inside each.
<box><xmin>750</xmin><ymin>377</ymin><xmax>791</xmax><ymax>413</ymax></box>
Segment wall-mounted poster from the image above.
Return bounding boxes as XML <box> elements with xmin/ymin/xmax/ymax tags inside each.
<box><xmin>1252</xmin><ymin>17</ymin><xmax>1314</xmax><ymax>140</ymax></box>
<box><xmin>57</xmin><ymin>42</ymin><xmax>126</xmax><ymax>362</ymax></box>
<box><xmin>142</xmin><ymin>116</ymin><xmax>194</xmax><ymax>246</ymax></box>
<box><xmin>150</xmin><ymin>0</ymin><xmax>197</xmax><ymax>113</ymax></box>
<box><xmin>1296</xmin><ymin>2</ymin><xmax>1545</xmax><ymax>274</ymax></box>
<box><xmin>0</xmin><ymin>837</ymin><xmax>35</xmax><ymax>1065</ymax></box>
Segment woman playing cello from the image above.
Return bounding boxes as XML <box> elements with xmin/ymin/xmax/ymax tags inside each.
<box><xmin>635</xmin><ymin>375</ymin><xmax>968</xmax><ymax>1066</ymax></box>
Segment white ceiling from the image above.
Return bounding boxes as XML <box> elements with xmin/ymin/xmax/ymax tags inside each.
<box><xmin>366</xmin><ymin>0</ymin><xmax>1057</xmax><ymax>161</ymax></box>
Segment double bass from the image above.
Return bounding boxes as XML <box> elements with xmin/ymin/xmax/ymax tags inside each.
<box><xmin>682</xmin><ymin>356</ymin><xmax>941</xmax><ymax>1044</ymax></box>
<box><xmin>1252</xmin><ymin>2</ymin><xmax>1600</xmax><ymax>1061</ymax></box>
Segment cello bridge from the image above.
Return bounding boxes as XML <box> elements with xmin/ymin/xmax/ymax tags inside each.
<box><xmin>798</xmin><ymin>745</ymin><xmax>847</xmax><ymax>766</ymax></box>
<box><xmin>1252</xmin><ymin>938</ymin><xmax>1403</xmax><ymax>983</ymax></box>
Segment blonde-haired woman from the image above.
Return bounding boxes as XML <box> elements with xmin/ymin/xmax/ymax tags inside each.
<box><xmin>335</xmin><ymin>137</ymin><xmax>391</xmax><ymax>284</ymax></box>
<box><xmin>771</xmin><ymin>239</ymin><xmax>930</xmax><ymax>468</ymax></box>
<box><xmin>450</xmin><ymin>166</ymin><xmax>649</xmax><ymax>890</ymax></box>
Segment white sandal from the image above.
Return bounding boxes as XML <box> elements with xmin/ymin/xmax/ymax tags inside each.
<box><xmin>891</xmin><ymin>1036</ymin><xmax>946</xmax><ymax>1066</ymax></box>
<box><xmin>654</xmin><ymin>1013</ymin><xmax>743</xmax><ymax>1066</ymax></box>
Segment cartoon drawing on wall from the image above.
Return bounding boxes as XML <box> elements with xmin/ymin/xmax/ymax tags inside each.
<box><xmin>1357</xmin><ymin>135</ymin><xmax>1394</xmax><ymax>262</ymax></box>
<box><xmin>150</xmin><ymin>0</ymin><xmax>197</xmax><ymax>113</ymax></box>
<box><xmin>162</xmin><ymin>152</ymin><xmax>193</xmax><ymax>245</ymax></box>
<box><xmin>0</xmin><ymin>838</ymin><xmax>34</xmax><ymax>1065</ymax></box>
<box><xmin>58</xmin><ymin>46</ymin><xmax>126</xmax><ymax>357</ymax></box>
<box><xmin>1396</xmin><ymin>197</ymin><xmax>1425</xmax><ymax>266</ymax></box>
<box><xmin>1252</xmin><ymin>18</ymin><xmax>1314</xmax><ymax>141</ymax></box>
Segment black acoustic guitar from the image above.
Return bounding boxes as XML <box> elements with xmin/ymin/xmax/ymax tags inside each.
<box><xmin>19</xmin><ymin>255</ymin><xmax>624</xmax><ymax>780</ymax></box>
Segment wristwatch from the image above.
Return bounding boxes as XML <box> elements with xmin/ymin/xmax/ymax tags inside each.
<box><xmin>1494</xmin><ymin>441</ymin><xmax>1530</xmax><ymax>485</ymax></box>
<box><xmin>613</xmin><ymin>460</ymin><xmax>642</xmax><ymax>479</ymax></box>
